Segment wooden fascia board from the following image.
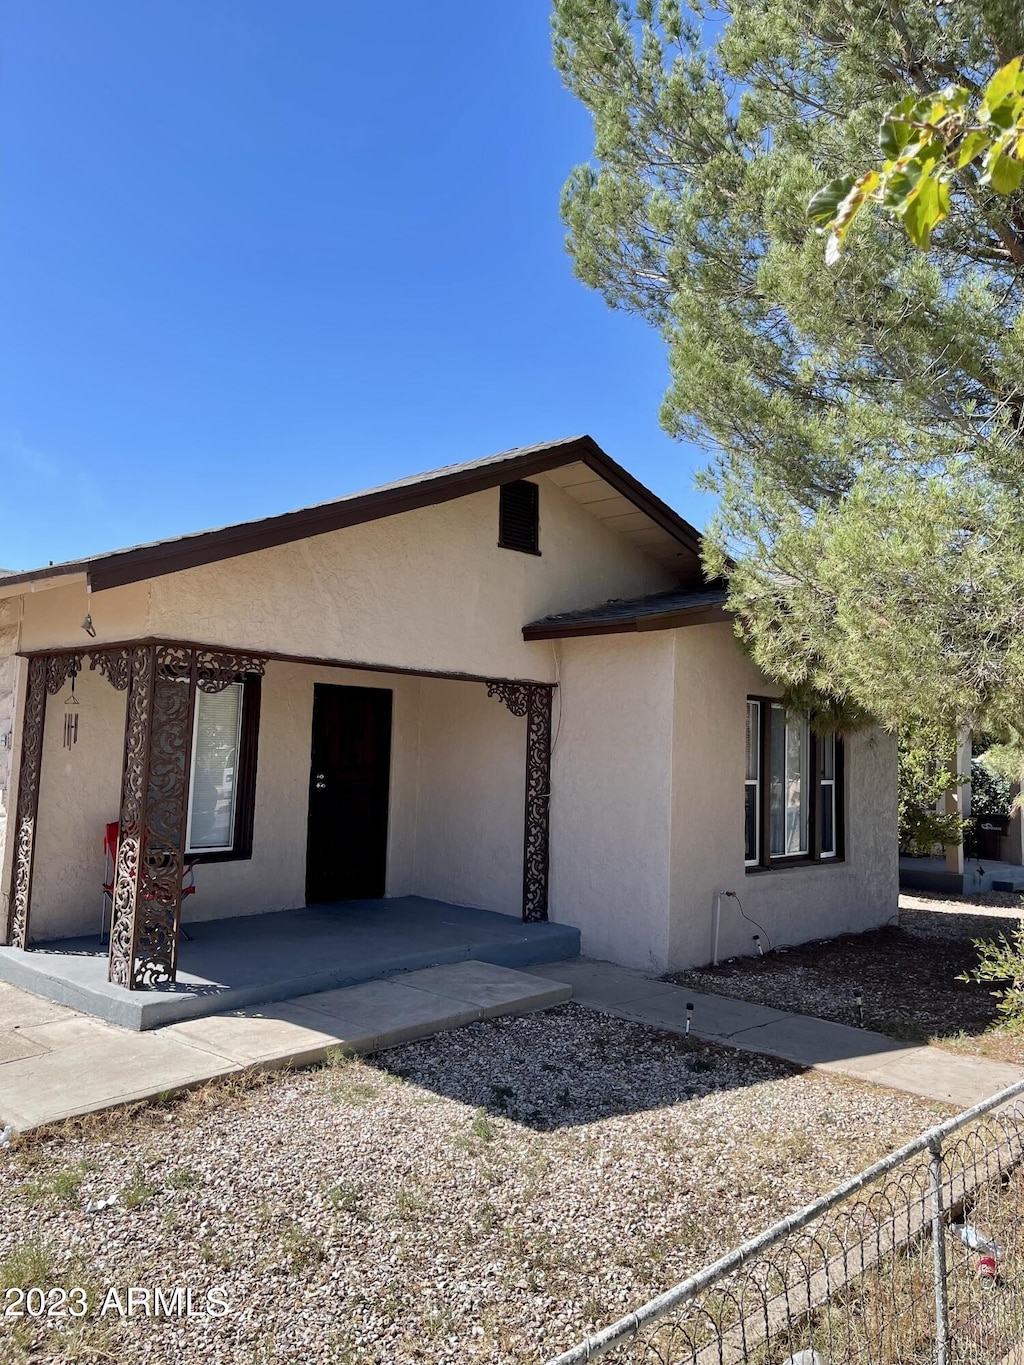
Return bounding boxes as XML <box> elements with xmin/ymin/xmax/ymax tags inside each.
<box><xmin>635</xmin><ymin>605</ymin><xmax>732</xmax><ymax>630</ymax></box>
<box><xmin>86</xmin><ymin>444</ymin><xmax>588</xmax><ymax>593</ymax></box>
<box><xmin>1</xmin><ymin>435</ymin><xmax>705</xmax><ymax>595</ymax></box>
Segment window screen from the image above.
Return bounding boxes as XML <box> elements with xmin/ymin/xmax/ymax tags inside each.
<box><xmin>187</xmin><ymin>683</ymin><xmax>244</xmax><ymax>853</ymax></box>
<box><xmin>769</xmin><ymin>704</ymin><xmax>809</xmax><ymax>857</ymax></box>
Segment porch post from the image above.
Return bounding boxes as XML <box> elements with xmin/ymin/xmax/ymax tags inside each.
<box><xmin>943</xmin><ymin>728</ymin><xmax>971</xmax><ymax>876</ymax></box>
<box><xmin>5</xmin><ymin>656</ymin><xmax>47</xmax><ymax>948</ymax></box>
<box><xmin>522</xmin><ymin>685</ymin><xmax>553</xmax><ymax>923</ymax></box>
<box><xmin>108</xmin><ymin>645</ymin><xmax>196</xmax><ymax>989</ymax></box>
<box><xmin>485</xmin><ymin>681</ymin><xmax>555</xmax><ymax>922</ymax></box>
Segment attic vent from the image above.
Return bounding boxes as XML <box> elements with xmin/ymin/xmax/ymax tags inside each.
<box><xmin>498</xmin><ymin>480</ymin><xmax>540</xmax><ymax>555</ymax></box>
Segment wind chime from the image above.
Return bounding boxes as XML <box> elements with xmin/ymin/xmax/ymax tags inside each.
<box><xmin>63</xmin><ymin>660</ymin><xmax>81</xmax><ymax>750</ymax></box>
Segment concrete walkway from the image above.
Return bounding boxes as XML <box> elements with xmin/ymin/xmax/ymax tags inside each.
<box><xmin>4</xmin><ymin>953</ymin><xmax>1021</xmax><ymax>1135</ymax></box>
<box><xmin>530</xmin><ymin>959</ymin><xmax>1024</xmax><ymax>1110</ymax></box>
<box><xmin>0</xmin><ymin>961</ymin><xmax>570</xmax><ymax>1132</ymax></box>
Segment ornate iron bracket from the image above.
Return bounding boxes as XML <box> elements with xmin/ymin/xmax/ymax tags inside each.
<box><xmin>486</xmin><ymin>682</ymin><xmax>530</xmax><ymax>717</ymax></box>
<box><xmin>89</xmin><ymin>647</ymin><xmax>131</xmax><ymax>691</ymax></box>
<box><xmin>195</xmin><ymin>650</ymin><xmax>267</xmax><ymax>693</ymax></box>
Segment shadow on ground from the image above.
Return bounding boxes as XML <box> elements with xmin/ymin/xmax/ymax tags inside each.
<box><xmin>367</xmin><ymin>1002</ymin><xmax>800</xmax><ymax>1131</ymax></box>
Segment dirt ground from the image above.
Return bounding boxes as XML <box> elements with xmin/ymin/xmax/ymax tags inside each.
<box><xmin>669</xmin><ymin>892</ymin><xmax>1024</xmax><ymax>1064</ymax></box>
<box><xmin>0</xmin><ymin>1005</ymin><xmax>949</xmax><ymax>1365</ymax></box>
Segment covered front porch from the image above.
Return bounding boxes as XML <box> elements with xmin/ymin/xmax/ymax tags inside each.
<box><xmin>3</xmin><ymin>639</ymin><xmax>559</xmax><ymax>999</ymax></box>
<box><xmin>0</xmin><ymin>896</ymin><xmax>579</xmax><ymax>1030</ymax></box>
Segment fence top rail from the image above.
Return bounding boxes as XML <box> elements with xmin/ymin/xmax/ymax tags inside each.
<box><xmin>544</xmin><ymin>1074</ymin><xmax>1024</xmax><ymax>1365</ymax></box>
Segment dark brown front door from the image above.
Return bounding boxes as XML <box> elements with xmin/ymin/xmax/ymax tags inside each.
<box><xmin>306</xmin><ymin>684</ymin><xmax>393</xmax><ymax>903</ymax></box>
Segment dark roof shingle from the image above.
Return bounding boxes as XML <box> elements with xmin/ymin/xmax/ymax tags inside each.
<box><xmin>523</xmin><ymin>584</ymin><xmax>730</xmax><ymax>640</ymax></box>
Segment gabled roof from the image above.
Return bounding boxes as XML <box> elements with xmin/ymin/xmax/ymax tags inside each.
<box><xmin>0</xmin><ymin>434</ymin><xmax>703</xmax><ymax>596</ymax></box>
<box><xmin>523</xmin><ymin>583</ymin><xmax>731</xmax><ymax>640</ymax></box>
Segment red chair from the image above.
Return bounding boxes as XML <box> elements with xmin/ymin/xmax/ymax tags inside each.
<box><xmin>101</xmin><ymin>821</ymin><xmax>197</xmax><ymax>944</ymax></box>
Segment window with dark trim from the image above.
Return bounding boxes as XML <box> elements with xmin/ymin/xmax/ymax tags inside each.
<box><xmin>745</xmin><ymin>698</ymin><xmax>843</xmax><ymax>870</ymax></box>
<box><xmin>498</xmin><ymin>480</ymin><xmax>540</xmax><ymax>555</ymax></box>
<box><xmin>185</xmin><ymin>675</ymin><xmax>261</xmax><ymax>862</ymax></box>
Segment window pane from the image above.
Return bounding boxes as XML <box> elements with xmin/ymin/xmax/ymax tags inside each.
<box><xmin>745</xmin><ymin>702</ymin><xmax>760</xmax><ymax>781</ymax></box>
<box><xmin>188</xmin><ymin>684</ymin><xmax>243</xmax><ymax>851</ymax></box>
<box><xmin>786</xmin><ymin>713</ymin><xmax>809</xmax><ymax>854</ymax></box>
<box><xmin>821</xmin><ymin>782</ymin><xmax>835</xmax><ymax>856</ymax></box>
<box><xmin>769</xmin><ymin>705</ymin><xmax>786</xmax><ymax>855</ymax></box>
<box><xmin>745</xmin><ymin>784</ymin><xmax>758</xmax><ymax>863</ymax></box>
<box><xmin>770</xmin><ymin>705</ymin><xmax>808</xmax><ymax>856</ymax></box>
<box><xmin>820</xmin><ymin>733</ymin><xmax>835</xmax><ymax>781</ymax></box>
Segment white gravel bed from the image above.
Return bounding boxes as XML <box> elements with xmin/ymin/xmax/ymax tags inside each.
<box><xmin>899</xmin><ymin>889</ymin><xmax>1024</xmax><ymax>928</ymax></box>
<box><xmin>0</xmin><ymin>1004</ymin><xmax>949</xmax><ymax>1364</ymax></box>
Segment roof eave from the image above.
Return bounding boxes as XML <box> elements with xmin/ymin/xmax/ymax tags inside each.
<box><xmin>0</xmin><ymin>435</ymin><xmax>705</xmax><ymax>595</ymax></box>
<box><xmin>522</xmin><ymin>601</ymin><xmax>732</xmax><ymax>641</ymax></box>
<box><xmin>0</xmin><ymin>569</ymin><xmax>87</xmax><ymax>599</ymax></box>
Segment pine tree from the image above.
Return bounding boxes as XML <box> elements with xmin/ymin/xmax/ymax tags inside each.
<box><xmin>553</xmin><ymin>1</ymin><xmax>1024</xmax><ymax>734</ymax></box>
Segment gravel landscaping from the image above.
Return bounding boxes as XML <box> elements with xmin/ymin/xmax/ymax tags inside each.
<box><xmin>0</xmin><ymin>1003</ymin><xmax>951</xmax><ymax>1365</ymax></box>
<box><xmin>670</xmin><ymin>893</ymin><xmax>1024</xmax><ymax>1064</ymax></box>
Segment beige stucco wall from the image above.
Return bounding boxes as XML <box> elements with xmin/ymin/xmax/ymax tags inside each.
<box><xmin>13</xmin><ymin>475</ymin><xmax>674</xmax><ymax>682</ymax></box>
<box><xmin>409</xmin><ymin>678</ymin><xmax>525</xmax><ymax>917</ymax></box>
<box><xmin>25</xmin><ymin>660</ymin><xmax>529</xmax><ymax>941</ymax></box>
<box><xmin>667</xmin><ymin>624</ymin><xmax>898</xmax><ymax>969</ymax></box>
<box><xmin>548</xmin><ymin>632</ymin><xmax>676</xmax><ymax>971</ymax></box>
<box><xmin>30</xmin><ymin>664</ymin><xmax>126</xmax><ymax>941</ymax></box>
<box><xmin>548</xmin><ymin>624</ymin><xmax>897</xmax><ymax>973</ymax></box>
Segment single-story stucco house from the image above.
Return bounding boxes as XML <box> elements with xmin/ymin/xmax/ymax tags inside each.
<box><xmin>0</xmin><ymin>436</ymin><xmax>896</xmax><ymax>1008</ymax></box>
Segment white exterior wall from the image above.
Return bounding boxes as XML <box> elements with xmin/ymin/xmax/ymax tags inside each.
<box><xmin>26</xmin><ymin>660</ymin><xmax>528</xmax><ymax>941</ymax></box>
<box><xmin>549</xmin><ymin>633</ymin><xmax>676</xmax><ymax>971</ymax></box>
<box><xmin>668</xmin><ymin>624</ymin><xmax>898</xmax><ymax>968</ymax></box>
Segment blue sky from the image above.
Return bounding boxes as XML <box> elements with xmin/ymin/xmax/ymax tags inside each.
<box><xmin>0</xmin><ymin>1</ymin><xmax>713</xmax><ymax>571</ymax></box>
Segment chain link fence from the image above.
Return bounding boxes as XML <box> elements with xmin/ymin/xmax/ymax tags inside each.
<box><xmin>545</xmin><ymin>1079</ymin><xmax>1024</xmax><ymax>1365</ymax></box>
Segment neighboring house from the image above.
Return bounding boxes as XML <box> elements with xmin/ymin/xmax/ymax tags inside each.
<box><xmin>0</xmin><ymin>436</ymin><xmax>897</xmax><ymax>992</ymax></box>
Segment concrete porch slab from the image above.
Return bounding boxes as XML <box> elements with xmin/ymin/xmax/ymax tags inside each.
<box><xmin>0</xmin><ymin>897</ymin><xmax>580</xmax><ymax>1030</ymax></box>
<box><xmin>0</xmin><ymin>960</ymin><xmax>573</xmax><ymax>1132</ymax></box>
<box><xmin>899</xmin><ymin>855</ymin><xmax>1024</xmax><ymax>896</ymax></box>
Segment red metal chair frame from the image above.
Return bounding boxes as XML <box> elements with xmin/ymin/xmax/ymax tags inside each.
<box><xmin>101</xmin><ymin>821</ymin><xmax>196</xmax><ymax>944</ymax></box>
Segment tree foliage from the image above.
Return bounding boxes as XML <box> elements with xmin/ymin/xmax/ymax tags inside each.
<box><xmin>962</xmin><ymin>926</ymin><xmax>1024</xmax><ymax>1028</ymax></box>
<box><xmin>971</xmin><ymin>751</ymin><xmax>1014</xmax><ymax>816</ymax></box>
<box><xmin>810</xmin><ymin>57</ymin><xmax>1024</xmax><ymax>258</ymax></box>
<box><xmin>553</xmin><ymin>1</ymin><xmax>1024</xmax><ymax>735</ymax></box>
<box><xmin>898</xmin><ymin>723</ymin><xmax>966</xmax><ymax>854</ymax></box>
